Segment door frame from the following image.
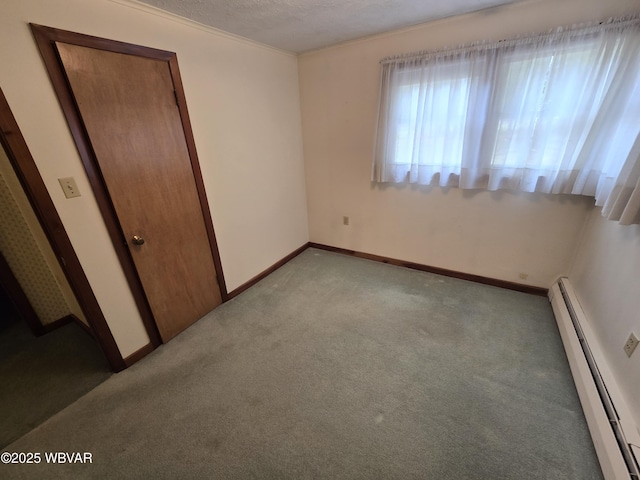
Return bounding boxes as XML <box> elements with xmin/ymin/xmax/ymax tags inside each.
<box><xmin>30</xmin><ymin>25</ymin><xmax>228</xmax><ymax>347</ymax></box>
<box><xmin>0</xmin><ymin>87</ymin><xmax>125</xmax><ymax>371</ymax></box>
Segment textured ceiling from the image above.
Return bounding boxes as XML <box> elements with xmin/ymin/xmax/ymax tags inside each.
<box><xmin>137</xmin><ymin>0</ymin><xmax>520</xmax><ymax>53</ymax></box>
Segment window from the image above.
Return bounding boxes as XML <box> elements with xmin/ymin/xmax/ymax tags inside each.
<box><xmin>373</xmin><ymin>15</ymin><xmax>640</xmax><ymax>224</ymax></box>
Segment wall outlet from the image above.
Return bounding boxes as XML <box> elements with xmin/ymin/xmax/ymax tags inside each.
<box><xmin>343</xmin><ymin>216</ymin><xmax>349</xmax><ymax>226</ymax></box>
<box><xmin>623</xmin><ymin>333</ymin><xmax>639</xmax><ymax>358</ymax></box>
<box><xmin>58</xmin><ymin>176</ymin><xmax>81</xmax><ymax>199</ymax></box>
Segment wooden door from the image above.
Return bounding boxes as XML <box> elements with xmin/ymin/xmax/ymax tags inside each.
<box><xmin>54</xmin><ymin>43</ymin><xmax>222</xmax><ymax>342</ymax></box>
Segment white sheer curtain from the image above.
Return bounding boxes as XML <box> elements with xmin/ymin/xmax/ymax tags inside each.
<box><xmin>373</xmin><ymin>15</ymin><xmax>640</xmax><ymax>225</ymax></box>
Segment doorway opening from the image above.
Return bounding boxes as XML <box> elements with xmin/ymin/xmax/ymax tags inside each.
<box><xmin>0</xmin><ymin>105</ymin><xmax>113</xmax><ymax>447</ymax></box>
<box><xmin>0</xmin><ymin>87</ymin><xmax>124</xmax><ymax>371</ymax></box>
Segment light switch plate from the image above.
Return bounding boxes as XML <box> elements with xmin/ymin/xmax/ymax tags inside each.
<box><xmin>58</xmin><ymin>177</ymin><xmax>81</xmax><ymax>199</ymax></box>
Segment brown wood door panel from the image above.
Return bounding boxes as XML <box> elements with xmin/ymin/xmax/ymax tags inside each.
<box><xmin>55</xmin><ymin>43</ymin><xmax>221</xmax><ymax>342</ymax></box>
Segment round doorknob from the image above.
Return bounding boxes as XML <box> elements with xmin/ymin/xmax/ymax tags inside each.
<box><xmin>132</xmin><ymin>235</ymin><xmax>145</xmax><ymax>246</ymax></box>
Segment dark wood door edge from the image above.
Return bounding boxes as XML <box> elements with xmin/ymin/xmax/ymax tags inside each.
<box><xmin>168</xmin><ymin>56</ymin><xmax>228</xmax><ymax>300</ymax></box>
<box><xmin>0</xmin><ymin>251</ymin><xmax>45</xmax><ymax>336</ymax></box>
<box><xmin>226</xmin><ymin>243</ymin><xmax>310</xmax><ymax>300</ymax></box>
<box><xmin>0</xmin><ymin>87</ymin><xmax>126</xmax><ymax>372</ymax></box>
<box><xmin>308</xmin><ymin>242</ymin><xmax>549</xmax><ymax>297</ymax></box>
<box><xmin>123</xmin><ymin>342</ymin><xmax>155</xmax><ymax>367</ymax></box>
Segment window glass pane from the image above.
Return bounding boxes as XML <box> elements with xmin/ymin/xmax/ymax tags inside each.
<box><xmin>490</xmin><ymin>40</ymin><xmax>602</xmax><ymax>169</ymax></box>
<box><xmin>391</xmin><ymin>63</ymin><xmax>470</xmax><ymax>169</ymax></box>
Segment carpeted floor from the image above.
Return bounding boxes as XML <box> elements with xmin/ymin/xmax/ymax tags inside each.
<box><xmin>1</xmin><ymin>248</ymin><xmax>602</xmax><ymax>479</ymax></box>
<box><xmin>0</xmin><ymin>314</ymin><xmax>112</xmax><ymax>448</ymax></box>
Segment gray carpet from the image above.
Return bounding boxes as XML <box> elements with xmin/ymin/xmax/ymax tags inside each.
<box><xmin>0</xmin><ymin>319</ymin><xmax>112</xmax><ymax>449</ymax></box>
<box><xmin>1</xmin><ymin>248</ymin><xmax>602</xmax><ymax>479</ymax></box>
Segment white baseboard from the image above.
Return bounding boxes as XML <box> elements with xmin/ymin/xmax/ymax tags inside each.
<box><xmin>549</xmin><ymin>279</ymin><xmax>638</xmax><ymax>480</ymax></box>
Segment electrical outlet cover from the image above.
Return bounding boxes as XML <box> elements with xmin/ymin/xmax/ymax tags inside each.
<box><xmin>623</xmin><ymin>333</ymin><xmax>639</xmax><ymax>358</ymax></box>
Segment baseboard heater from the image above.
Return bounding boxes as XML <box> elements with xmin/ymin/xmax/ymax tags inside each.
<box><xmin>549</xmin><ymin>278</ymin><xmax>640</xmax><ymax>480</ymax></box>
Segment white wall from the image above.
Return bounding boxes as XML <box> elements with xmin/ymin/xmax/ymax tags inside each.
<box><xmin>298</xmin><ymin>0</ymin><xmax>638</xmax><ymax>288</ymax></box>
<box><xmin>0</xmin><ymin>0</ymin><xmax>308</xmax><ymax>357</ymax></box>
<box><xmin>570</xmin><ymin>210</ymin><xmax>640</xmax><ymax>427</ymax></box>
